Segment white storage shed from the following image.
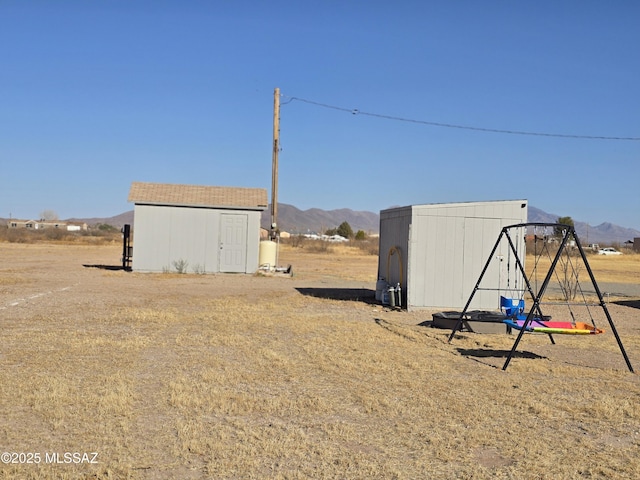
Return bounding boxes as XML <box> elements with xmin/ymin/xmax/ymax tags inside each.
<box><xmin>378</xmin><ymin>200</ymin><xmax>528</xmax><ymax>311</ymax></box>
<box><xmin>128</xmin><ymin>182</ymin><xmax>268</xmax><ymax>274</ymax></box>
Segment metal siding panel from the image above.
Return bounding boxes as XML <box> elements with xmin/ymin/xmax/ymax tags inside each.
<box><xmin>168</xmin><ymin>207</ymin><xmax>208</xmax><ymax>273</ymax></box>
<box><xmin>439</xmin><ymin>216</ymin><xmax>465</xmax><ymax>307</ymax></box>
<box><xmin>168</xmin><ymin>208</ymin><xmax>193</xmax><ymax>269</ymax></box>
<box><xmin>191</xmin><ymin>210</ymin><xmax>208</xmax><ymax>270</ymax></box>
<box><xmin>406</xmin><ymin>223</ymin><xmax>415</xmax><ymax>307</ymax></box>
<box><xmin>464</xmin><ymin>217</ymin><xmax>502</xmax><ymax>310</ymax></box>
<box><xmin>462</xmin><ymin>204</ymin><xmax>475</xmax><ymax>218</ymax></box>
<box><xmin>410</xmin><ymin>214</ymin><xmax>465</xmax><ymax>309</ymax></box>
<box><xmin>245</xmin><ymin>211</ymin><xmax>261</xmax><ymax>273</ymax></box>
<box><xmin>205</xmin><ymin>210</ymin><xmax>220</xmax><ymax>273</ymax></box>
<box><xmin>132</xmin><ymin>205</ymin><xmax>173</xmax><ymax>272</ymax></box>
<box><xmin>449</xmin><ymin>216</ymin><xmax>466</xmax><ymax>306</ymax></box>
<box><xmin>409</xmin><ymin>216</ymin><xmax>430</xmax><ymax>308</ymax></box>
<box><xmin>430</xmin><ymin>217</ymin><xmax>448</xmax><ymax>305</ymax></box>
<box><xmin>462</xmin><ymin>217</ymin><xmax>480</xmax><ymax>308</ymax></box>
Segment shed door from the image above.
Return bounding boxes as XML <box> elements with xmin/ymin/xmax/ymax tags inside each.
<box><xmin>220</xmin><ymin>214</ymin><xmax>248</xmax><ymax>273</ymax></box>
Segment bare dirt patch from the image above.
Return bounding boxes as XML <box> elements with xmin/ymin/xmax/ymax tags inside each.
<box><xmin>1</xmin><ymin>242</ymin><xmax>639</xmax><ymax>479</ymax></box>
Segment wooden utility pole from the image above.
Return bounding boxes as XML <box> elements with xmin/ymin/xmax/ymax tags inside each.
<box><xmin>270</xmin><ymin>87</ymin><xmax>280</xmax><ymax>240</ymax></box>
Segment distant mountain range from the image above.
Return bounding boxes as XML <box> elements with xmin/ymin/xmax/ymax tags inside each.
<box><xmin>261</xmin><ymin>204</ymin><xmax>380</xmax><ymax>235</ymax></box>
<box><xmin>527</xmin><ymin>206</ymin><xmax>639</xmax><ymax>245</ymax></box>
<box><xmin>4</xmin><ymin>204</ymin><xmax>639</xmax><ymax>245</ymax></box>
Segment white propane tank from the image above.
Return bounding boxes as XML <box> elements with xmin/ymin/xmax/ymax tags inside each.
<box><xmin>375</xmin><ymin>279</ymin><xmax>388</xmax><ymax>302</ymax></box>
<box><xmin>259</xmin><ymin>240</ymin><xmax>277</xmax><ymax>270</ymax></box>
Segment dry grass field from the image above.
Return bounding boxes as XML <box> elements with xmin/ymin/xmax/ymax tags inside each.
<box><xmin>0</xmin><ymin>240</ymin><xmax>639</xmax><ymax>479</ymax></box>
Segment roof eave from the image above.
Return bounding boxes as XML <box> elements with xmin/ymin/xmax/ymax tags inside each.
<box><xmin>132</xmin><ymin>201</ymin><xmax>268</xmax><ymax>211</ymax></box>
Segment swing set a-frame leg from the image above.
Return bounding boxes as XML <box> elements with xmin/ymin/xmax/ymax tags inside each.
<box><xmin>503</xmin><ymin>320</ymin><xmax>527</xmax><ymax>370</ymax></box>
<box><xmin>576</xmin><ymin>237</ymin><xmax>635</xmax><ymax>373</ymax></box>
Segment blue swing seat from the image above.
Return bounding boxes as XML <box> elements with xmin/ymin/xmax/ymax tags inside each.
<box><xmin>500</xmin><ymin>296</ymin><xmax>525</xmax><ymax>319</ymax></box>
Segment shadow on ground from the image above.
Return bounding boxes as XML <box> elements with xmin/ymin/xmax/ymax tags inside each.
<box><xmin>457</xmin><ymin>348</ymin><xmax>547</xmax><ymax>359</ymax></box>
<box><xmin>418</xmin><ymin>320</ymin><xmax>434</xmax><ymax>327</ymax></box>
<box><xmin>83</xmin><ymin>264</ymin><xmax>131</xmax><ymax>272</ymax></box>
<box><xmin>296</xmin><ymin>288</ymin><xmax>377</xmax><ymax>304</ymax></box>
<box><xmin>456</xmin><ymin>348</ymin><xmax>546</xmax><ymax>360</ymax></box>
<box><xmin>613</xmin><ymin>299</ymin><xmax>640</xmax><ymax>310</ymax></box>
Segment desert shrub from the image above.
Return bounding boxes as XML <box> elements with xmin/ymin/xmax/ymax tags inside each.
<box><xmin>191</xmin><ymin>264</ymin><xmax>206</xmax><ymax>274</ymax></box>
<box><xmin>0</xmin><ymin>226</ymin><xmax>122</xmax><ymax>245</ymax></box>
<box><xmin>172</xmin><ymin>259</ymin><xmax>189</xmax><ymax>274</ymax></box>
<box><xmin>0</xmin><ymin>228</ymin><xmax>33</xmax><ymax>243</ymax></box>
<box><xmin>305</xmin><ymin>240</ymin><xmax>334</xmax><ymax>254</ymax></box>
<box><xmin>287</xmin><ymin>235</ymin><xmax>306</xmax><ymax>248</ymax></box>
<box><xmin>354</xmin><ymin>237</ymin><xmax>379</xmax><ymax>255</ymax></box>
<box><xmin>80</xmin><ymin>229</ymin><xmax>121</xmax><ymax>244</ymax></box>
<box><xmin>43</xmin><ymin>228</ymin><xmax>67</xmax><ymax>241</ymax></box>
<box><xmin>96</xmin><ymin>223</ymin><xmax>119</xmax><ymax>232</ymax></box>
<box><xmin>79</xmin><ymin>227</ymin><xmax>121</xmax><ymax>244</ymax></box>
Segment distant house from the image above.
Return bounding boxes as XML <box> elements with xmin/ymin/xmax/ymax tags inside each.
<box><xmin>7</xmin><ymin>219</ymin><xmax>87</xmax><ymax>231</ymax></box>
<box><xmin>7</xmin><ymin>219</ymin><xmax>36</xmax><ymax>229</ymax></box>
<box><xmin>128</xmin><ymin>182</ymin><xmax>268</xmax><ymax>274</ymax></box>
<box><xmin>66</xmin><ymin>223</ymin><xmax>88</xmax><ymax>231</ymax></box>
<box><xmin>302</xmin><ymin>233</ymin><xmax>348</xmax><ymax>242</ymax></box>
<box><xmin>634</xmin><ymin>237</ymin><xmax>640</xmax><ymax>253</ymax></box>
<box><xmin>8</xmin><ymin>219</ymin><xmax>62</xmax><ymax>229</ymax></box>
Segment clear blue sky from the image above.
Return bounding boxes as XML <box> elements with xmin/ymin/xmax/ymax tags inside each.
<box><xmin>2</xmin><ymin>1</ymin><xmax>639</xmax><ymax>229</ymax></box>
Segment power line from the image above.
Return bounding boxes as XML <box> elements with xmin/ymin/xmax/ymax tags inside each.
<box><xmin>281</xmin><ymin>94</ymin><xmax>640</xmax><ymax>141</ymax></box>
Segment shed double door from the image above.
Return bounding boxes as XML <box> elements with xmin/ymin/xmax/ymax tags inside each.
<box><xmin>219</xmin><ymin>213</ymin><xmax>248</xmax><ymax>273</ymax></box>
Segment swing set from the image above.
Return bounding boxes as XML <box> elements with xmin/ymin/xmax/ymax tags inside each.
<box><xmin>447</xmin><ymin>222</ymin><xmax>634</xmax><ymax>372</ymax></box>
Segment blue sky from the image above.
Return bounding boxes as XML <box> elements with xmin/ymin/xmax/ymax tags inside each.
<box><xmin>2</xmin><ymin>1</ymin><xmax>639</xmax><ymax>229</ymax></box>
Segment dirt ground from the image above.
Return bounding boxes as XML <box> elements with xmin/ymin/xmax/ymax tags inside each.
<box><xmin>1</xmin><ymin>242</ymin><xmax>639</xmax><ymax>479</ymax></box>
<box><xmin>2</xmin><ymin>242</ymin><xmax>636</xmax><ymax>346</ymax></box>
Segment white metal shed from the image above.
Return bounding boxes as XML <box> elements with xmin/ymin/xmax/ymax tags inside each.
<box><xmin>128</xmin><ymin>182</ymin><xmax>268</xmax><ymax>274</ymax></box>
<box><xmin>377</xmin><ymin>200</ymin><xmax>528</xmax><ymax>311</ymax></box>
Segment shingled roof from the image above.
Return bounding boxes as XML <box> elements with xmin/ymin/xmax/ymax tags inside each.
<box><xmin>128</xmin><ymin>182</ymin><xmax>268</xmax><ymax>210</ymax></box>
